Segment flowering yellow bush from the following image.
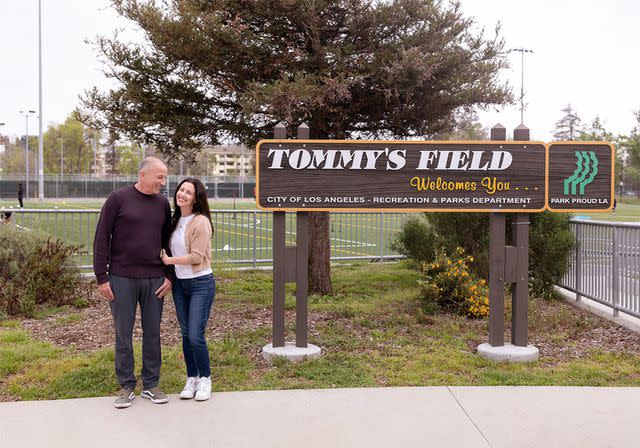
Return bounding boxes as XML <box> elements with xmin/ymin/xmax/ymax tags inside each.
<box><xmin>417</xmin><ymin>247</ymin><xmax>489</xmax><ymax>318</ymax></box>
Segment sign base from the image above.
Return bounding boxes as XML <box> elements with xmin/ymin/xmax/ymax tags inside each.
<box><xmin>477</xmin><ymin>342</ymin><xmax>539</xmax><ymax>363</ymax></box>
<box><xmin>262</xmin><ymin>342</ymin><xmax>321</xmax><ymax>365</ymax></box>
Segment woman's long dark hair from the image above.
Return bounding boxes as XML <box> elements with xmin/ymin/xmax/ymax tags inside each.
<box><xmin>171</xmin><ymin>178</ymin><xmax>213</xmax><ymax>233</ymax></box>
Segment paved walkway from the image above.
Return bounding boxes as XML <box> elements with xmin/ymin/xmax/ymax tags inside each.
<box><xmin>1</xmin><ymin>386</ymin><xmax>639</xmax><ymax>447</ymax></box>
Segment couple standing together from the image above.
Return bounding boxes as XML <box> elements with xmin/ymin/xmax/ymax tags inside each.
<box><xmin>93</xmin><ymin>157</ymin><xmax>215</xmax><ymax>409</ymax></box>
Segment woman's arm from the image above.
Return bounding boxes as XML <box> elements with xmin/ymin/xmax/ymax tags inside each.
<box><xmin>160</xmin><ymin>250</ymin><xmax>193</xmax><ymax>265</ymax></box>
<box><xmin>160</xmin><ymin>216</ymin><xmax>212</xmax><ymax>266</ymax></box>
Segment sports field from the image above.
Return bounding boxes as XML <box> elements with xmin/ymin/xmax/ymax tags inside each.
<box><xmin>0</xmin><ymin>198</ymin><xmax>409</xmax><ymax>268</ymax></box>
<box><xmin>1</xmin><ymin>197</ymin><xmax>637</xmax><ymax>270</ymax></box>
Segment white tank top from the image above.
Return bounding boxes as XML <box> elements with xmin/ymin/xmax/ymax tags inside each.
<box><xmin>170</xmin><ymin>214</ymin><xmax>213</xmax><ymax>279</ymax></box>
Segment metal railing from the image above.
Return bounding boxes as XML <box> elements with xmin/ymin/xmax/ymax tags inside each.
<box><xmin>0</xmin><ymin>208</ymin><xmax>410</xmax><ymax>270</ymax></box>
<box><xmin>559</xmin><ymin>219</ymin><xmax>640</xmax><ymax>319</ymax></box>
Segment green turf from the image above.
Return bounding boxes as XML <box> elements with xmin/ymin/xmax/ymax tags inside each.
<box><xmin>0</xmin><ymin>199</ymin><xmax>410</xmax><ymax>267</ymax></box>
<box><xmin>3</xmin><ymin>262</ymin><xmax>640</xmax><ymax>401</ymax></box>
<box><xmin>1</xmin><ymin>195</ymin><xmax>637</xmax><ymax>269</ymax></box>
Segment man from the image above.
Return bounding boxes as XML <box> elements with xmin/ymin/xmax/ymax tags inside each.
<box><xmin>93</xmin><ymin>157</ymin><xmax>174</xmax><ymax>409</ymax></box>
<box><xmin>17</xmin><ymin>184</ymin><xmax>23</xmax><ymax>208</ymax></box>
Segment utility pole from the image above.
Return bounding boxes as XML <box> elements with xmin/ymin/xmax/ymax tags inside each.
<box><xmin>59</xmin><ymin>137</ymin><xmax>63</xmax><ymax>182</ymax></box>
<box><xmin>20</xmin><ymin>110</ymin><xmax>36</xmax><ymax>199</ymax></box>
<box><xmin>510</xmin><ymin>48</ymin><xmax>534</xmax><ymax>124</ymax></box>
<box><xmin>38</xmin><ymin>0</ymin><xmax>44</xmax><ymax>199</ymax></box>
<box><xmin>92</xmin><ymin>137</ymin><xmax>97</xmax><ymax>177</ymax></box>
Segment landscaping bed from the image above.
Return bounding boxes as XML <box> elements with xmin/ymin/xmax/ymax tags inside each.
<box><xmin>2</xmin><ymin>262</ymin><xmax>640</xmax><ymax>402</ymax></box>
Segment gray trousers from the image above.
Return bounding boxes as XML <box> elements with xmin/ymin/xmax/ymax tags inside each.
<box><xmin>109</xmin><ymin>274</ymin><xmax>165</xmax><ymax>390</ymax></box>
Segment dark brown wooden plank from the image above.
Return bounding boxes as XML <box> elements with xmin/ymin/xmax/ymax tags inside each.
<box><xmin>296</xmin><ymin>212</ymin><xmax>309</xmax><ymax>347</ymax></box>
<box><xmin>272</xmin><ymin>211</ymin><xmax>286</xmax><ymax>348</ymax></box>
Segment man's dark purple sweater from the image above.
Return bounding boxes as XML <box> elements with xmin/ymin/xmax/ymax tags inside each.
<box><xmin>93</xmin><ymin>185</ymin><xmax>173</xmax><ymax>284</ymax></box>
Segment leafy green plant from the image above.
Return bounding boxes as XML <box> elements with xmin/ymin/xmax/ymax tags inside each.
<box><xmin>392</xmin><ymin>211</ymin><xmax>575</xmax><ymax>298</ymax></box>
<box><xmin>0</xmin><ymin>225</ymin><xmax>86</xmax><ymax>317</ymax></box>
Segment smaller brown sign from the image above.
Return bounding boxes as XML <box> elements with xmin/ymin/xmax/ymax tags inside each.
<box><xmin>547</xmin><ymin>142</ymin><xmax>614</xmax><ymax>212</ymax></box>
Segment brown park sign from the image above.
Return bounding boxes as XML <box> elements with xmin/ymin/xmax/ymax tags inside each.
<box><xmin>547</xmin><ymin>142</ymin><xmax>615</xmax><ymax>212</ymax></box>
<box><xmin>256</xmin><ymin>140</ymin><xmax>547</xmax><ymax>212</ymax></box>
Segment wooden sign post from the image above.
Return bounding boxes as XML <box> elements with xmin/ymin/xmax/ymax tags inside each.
<box><xmin>257</xmin><ymin>123</ymin><xmax>614</xmax><ymax>364</ymax></box>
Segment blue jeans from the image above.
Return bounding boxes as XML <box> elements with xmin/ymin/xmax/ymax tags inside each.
<box><xmin>172</xmin><ymin>273</ymin><xmax>215</xmax><ymax>378</ymax></box>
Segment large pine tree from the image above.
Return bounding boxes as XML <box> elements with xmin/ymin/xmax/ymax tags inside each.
<box><xmin>82</xmin><ymin>0</ymin><xmax>511</xmax><ymax>294</ymax></box>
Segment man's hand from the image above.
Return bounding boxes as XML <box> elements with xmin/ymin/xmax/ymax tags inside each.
<box><xmin>155</xmin><ymin>277</ymin><xmax>172</xmax><ymax>299</ymax></box>
<box><xmin>160</xmin><ymin>249</ymin><xmax>171</xmax><ymax>265</ymax></box>
<box><xmin>98</xmin><ymin>282</ymin><xmax>115</xmax><ymax>301</ymax></box>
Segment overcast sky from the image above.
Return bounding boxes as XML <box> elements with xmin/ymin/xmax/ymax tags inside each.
<box><xmin>1</xmin><ymin>0</ymin><xmax>638</xmax><ymax>142</ymax></box>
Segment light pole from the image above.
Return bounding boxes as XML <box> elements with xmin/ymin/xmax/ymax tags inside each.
<box><xmin>59</xmin><ymin>137</ymin><xmax>64</xmax><ymax>181</ymax></box>
<box><xmin>38</xmin><ymin>0</ymin><xmax>44</xmax><ymax>199</ymax></box>
<box><xmin>510</xmin><ymin>48</ymin><xmax>534</xmax><ymax>125</ymax></box>
<box><xmin>20</xmin><ymin>110</ymin><xmax>36</xmax><ymax>199</ymax></box>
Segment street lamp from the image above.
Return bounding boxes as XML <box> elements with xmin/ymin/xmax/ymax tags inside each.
<box><xmin>59</xmin><ymin>137</ymin><xmax>64</xmax><ymax>182</ymax></box>
<box><xmin>38</xmin><ymin>0</ymin><xmax>44</xmax><ymax>200</ymax></box>
<box><xmin>20</xmin><ymin>110</ymin><xmax>36</xmax><ymax>199</ymax></box>
<box><xmin>510</xmin><ymin>48</ymin><xmax>534</xmax><ymax>125</ymax></box>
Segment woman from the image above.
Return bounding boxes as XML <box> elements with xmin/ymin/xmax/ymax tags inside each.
<box><xmin>161</xmin><ymin>178</ymin><xmax>215</xmax><ymax>401</ymax></box>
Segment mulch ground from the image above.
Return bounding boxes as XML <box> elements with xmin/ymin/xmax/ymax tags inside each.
<box><xmin>16</xmin><ymin>283</ymin><xmax>640</xmax><ymax>367</ymax></box>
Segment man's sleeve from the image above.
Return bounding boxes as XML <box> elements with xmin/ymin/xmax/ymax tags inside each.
<box><xmin>93</xmin><ymin>193</ymin><xmax>118</xmax><ymax>284</ymax></box>
<box><xmin>162</xmin><ymin>201</ymin><xmax>176</xmax><ymax>282</ymax></box>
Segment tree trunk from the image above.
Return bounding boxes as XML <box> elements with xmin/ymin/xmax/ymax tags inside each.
<box><xmin>308</xmin><ymin>211</ymin><xmax>332</xmax><ymax>295</ymax></box>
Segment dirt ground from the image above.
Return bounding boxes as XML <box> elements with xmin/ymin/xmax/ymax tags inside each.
<box><xmin>18</xmin><ymin>285</ymin><xmax>640</xmax><ymax>366</ymax></box>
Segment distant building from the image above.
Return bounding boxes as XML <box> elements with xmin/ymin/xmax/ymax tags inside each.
<box><xmin>207</xmin><ymin>145</ymin><xmax>253</xmax><ymax>176</ymax></box>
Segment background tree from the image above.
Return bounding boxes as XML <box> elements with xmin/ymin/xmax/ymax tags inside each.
<box><xmin>618</xmin><ymin>111</ymin><xmax>640</xmax><ymax>198</ymax></box>
<box><xmin>42</xmin><ymin>116</ymin><xmax>98</xmax><ymax>175</ymax></box>
<box><xmin>577</xmin><ymin>116</ymin><xmax>622</xmax><ymax>189</ymax></box>
<box><xmin>553</xmin><ymin>104</ymin><xmax>582</xmax><ymax>140</ymax></box>
<box><xmin>436</xmin><ymin>120</ymin><xmax>488</xmax><ymax>140</ymax></box>
<box><xmin>115</xmin><ymin>143</ymin><xmax>144</xmax><ymax>175</ymax></box>
<box><xmin>1</xmin><ymin>139</ymin><xmax>26</xmax><ymax>174</ymax></box>
<box><xmin>82</xmin><ymin>0</ymin><xmax>511</xmax><ymax>294</ymax></box>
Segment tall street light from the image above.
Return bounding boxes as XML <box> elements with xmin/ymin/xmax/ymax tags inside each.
<box><xmin>20</xmin><ymin>110</ymin><xmax>36</xmax><ymax>199</ymax></box>
<box><xmin>510</xmin><ymin>48</ymin><xmax>534</xmax><ymax>125</ymax></box>
<box><xmin>59</xmin><ymin>136</ymin><xmax>64</xmax><ymax>182</ymax></box>
<box><xmin>38</xmin><ymin>0</ymin><xmax>45</xmax><ymax>200</ymax></box>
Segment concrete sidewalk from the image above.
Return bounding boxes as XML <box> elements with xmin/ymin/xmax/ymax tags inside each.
<box><xmin>1</xmin><ymin>386</ymin><xmax>639</xmax><ymax>448</ymax></box>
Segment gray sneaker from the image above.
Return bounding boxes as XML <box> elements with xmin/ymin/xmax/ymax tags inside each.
<box><xmin>114</xmin><ymin>388</ymin><xmax>135</xmax><ymax>409</ymax></box>
<box><xmin>141</xmin><ymin>386</ymin><xmax>169</xmax><ymax>404</ymax></box>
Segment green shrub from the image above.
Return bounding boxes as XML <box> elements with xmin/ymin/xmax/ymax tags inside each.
<box><xmin>417</xmin><ymin>248</ymin><xmax>488</xmax><ymax>318</ymax></box>
<box><xmin>389</xmin><ymin>217</ymin><xmax>436</xmax><ymax>265</ymax></box>
<box><xmin>392</xmin><ymin>211</ymin><xmax>575</xmax><ymax>297</ymax></box>
<box><xmin>0</xmin><ymin>225</ymin><xmax>85</xmax><ymax>317</ymax></box>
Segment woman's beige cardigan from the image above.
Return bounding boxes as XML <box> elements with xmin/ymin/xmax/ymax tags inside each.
<box><xmin>182</xmin><ymin>214</ymin><xmax>213</xmax><ymax>273</ymax></box>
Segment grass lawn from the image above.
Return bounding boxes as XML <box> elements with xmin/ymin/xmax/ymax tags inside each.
<box><xmin>581</xmin><ymin>198</ymin><xmax>640</xmax><ymax>222</ymax></box>
<box><xmin>2</xmin><ymin>261</ymin><xmax>640</xmax><ymax>401</ymax></box>
<box><xmin>0</xmin><ymin>199</ymin><xmax>410</xmax><ymax>267</ymax></box>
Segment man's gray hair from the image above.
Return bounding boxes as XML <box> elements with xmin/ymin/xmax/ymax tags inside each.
<box><xmin>139</xmin><ymin>156</ymin><xmax>166</xmax><ymax>173</ymax></box>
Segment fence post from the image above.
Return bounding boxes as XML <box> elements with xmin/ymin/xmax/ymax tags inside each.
<box><xmin>252</xmin><ymin>210</ymin><xmax>257</xmax><ymax>268</ymax></box>
<box><xmin>379</xmin><ymin>213</ymin><xmax>384</xmax><ymax>261</ymax></box>
<box><xmin>612</xmin><ymin>226</ymin><xmax>619</xmax><ymax>317</ymax></box>
<box><xmin>295</xmin><ymin>122</ymin><xmax>310</xmax><ymax>347</ymax></box>
<box><xmin>575</xmin><ymin>224</ymin><xmax>582</xmax><ymax>301</ymax></box>
<box><xmin>488</xmin><ymin>123</ymin><xmax>507</xmax><ymax>347</ymax></box>
<box><xmin>511</xmin><ymin>124</ymin><xmax>530</xmax><ymax>347</ymax></box>
<box><xmin>272</xmin><ymin>122</ymin><xmax>287</xmax><ymax>348</ymax></box>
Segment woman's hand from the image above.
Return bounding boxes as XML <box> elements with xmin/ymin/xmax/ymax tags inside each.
<box><xmin>160</xmin><ymin>249</ymin><xmax>172</xmax><ymax>265</ymax></box>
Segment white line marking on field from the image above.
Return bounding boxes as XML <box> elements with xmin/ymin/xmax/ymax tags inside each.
<box><xmin>211</xmin><ymin>219</ymin><xmax>376</xmax><ymax>246</ymax></box>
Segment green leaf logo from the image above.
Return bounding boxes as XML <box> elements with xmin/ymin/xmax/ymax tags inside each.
<box><xmin>563</xmin><ymin>151</ymin><xmax>598</xmax><ymax>196</ymax></box>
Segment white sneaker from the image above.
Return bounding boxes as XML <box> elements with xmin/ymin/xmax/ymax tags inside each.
<box><xmin>195</xmin><ymin>376</ymin><xmax>211</xmax><ymax>401</ymax></box>
<box><xmin>179</xmin><ymin>377</ymin><xmax>199</xmax><ymax>399</ymax></box>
